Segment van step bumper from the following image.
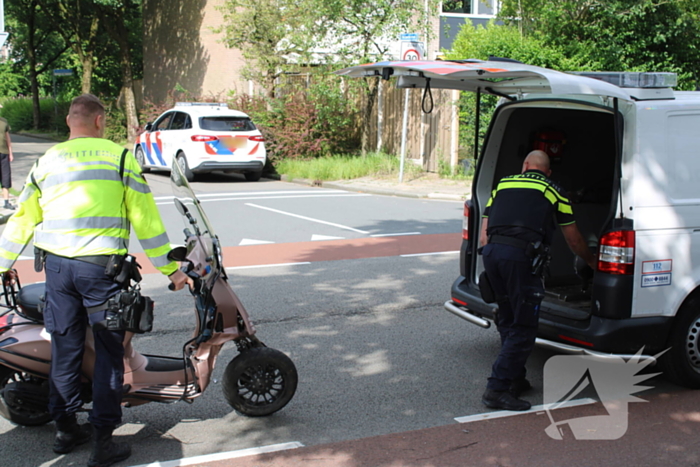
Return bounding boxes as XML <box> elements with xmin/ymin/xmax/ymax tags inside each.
<box><xmin>443</xmin><ymin>301</ymin><xmax>491</xmax><ymax>329</ymax></box>
<box><xmin>535</xmin><ymin>337</ymin><xmax>658</xmax><ymax>366</ymax></box>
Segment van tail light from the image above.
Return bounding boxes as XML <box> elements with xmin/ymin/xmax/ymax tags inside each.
<box><xmin>249</xmin><ymin>135</ymin><xmax>265</xmax><ymax>142</ymax></box>
<box><xmin>598</xmin><ymin>230</ymin><xmax>635</xmax><ymax>275</ymax></box>
<box><xmin>462</xmin><ymin>203</ymin><xmax>470</xmax><ymax>240</ymax></box>
<box><xmin>191</xmin><ymin>135</ymin><xmax>218</xmax><ymax>142</ymax></box>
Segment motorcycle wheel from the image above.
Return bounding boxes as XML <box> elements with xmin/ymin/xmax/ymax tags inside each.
<box><xmin>0</xmin><ymin>366</ymin><xmax>52</xmax><ymax>426</ymax></box>
<box><xmin>222</xmin><ymin>347</ymin><xmax>298</xmax><ymax>417</ymax></box>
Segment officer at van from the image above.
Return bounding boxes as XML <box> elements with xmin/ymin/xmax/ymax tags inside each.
<box><xmin>0</xmin><ymin>94</ymin><xmax>191</xmax><ymax>466</ymax></box>
<box><xmin>479</xmin><ymin>150</ymin><xmax>595</xmax><ymax>411</ymax></box>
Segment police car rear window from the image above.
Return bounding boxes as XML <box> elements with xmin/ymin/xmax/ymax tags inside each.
<box><xmin>199</xmin><ymin>117</ymin><xmax>255</xmax><ymax>131</ymax></box>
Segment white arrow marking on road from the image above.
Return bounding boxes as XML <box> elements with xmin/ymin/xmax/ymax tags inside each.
<box><xmin>239</xmin><ymin>238</ymin><xmax>275</xmax><ymax>246</ymax></box>
<box><xmin>246</xmin><ymin>203</ymin><xmax>370</xmax><ymax>234</ymax></box>
<box><xmin>311</xmin><ymin>234</ymin><xmax>345</xmax><ymax>241</ymax></box>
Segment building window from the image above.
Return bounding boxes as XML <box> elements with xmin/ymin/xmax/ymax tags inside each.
<box><xmin>442</xmin><ymin>0</ymin><xmax>497</xmax><ymax>16</ymax></box>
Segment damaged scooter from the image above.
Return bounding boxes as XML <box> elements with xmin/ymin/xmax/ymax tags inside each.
<box><xmin>0</xmin><ymin>161</ymin><xmax>298</xmax><ymax>426</ymax></box>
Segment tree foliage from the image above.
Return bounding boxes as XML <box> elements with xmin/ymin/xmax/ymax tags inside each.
<box><xmin>498</xmin><ymin>0</ymin><xmax>700</xmax><ymax>89</ymax></box>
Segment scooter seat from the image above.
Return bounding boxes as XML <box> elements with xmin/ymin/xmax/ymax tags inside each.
<box><xmin>17</xmin><ymin>282</ymin><xmax>46</xmax><ymax>322</ymax></box>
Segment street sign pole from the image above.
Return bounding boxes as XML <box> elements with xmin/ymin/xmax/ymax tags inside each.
<box><xmin>397</xmin><ymin>35</ymin><xmax>424</xmax><ymax>183</ymax></box>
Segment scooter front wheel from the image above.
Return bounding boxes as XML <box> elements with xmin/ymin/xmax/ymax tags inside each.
<box><xmin>0</xmin><ymin>366</ymin><xmax>52</xmax><ymax>426</ymax></box>
<box><xmin>222</xmin><ymin>347</ymin><xmax>298</xmax><ymax>417</ymax></box>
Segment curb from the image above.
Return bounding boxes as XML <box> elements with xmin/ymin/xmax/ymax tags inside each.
<box><xmin>278</xmin><ymin>174</ymin><xmax>468</xmax><ymax>201</ymax></box>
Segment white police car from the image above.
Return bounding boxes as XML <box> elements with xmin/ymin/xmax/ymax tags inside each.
<box><xmin>134</xmin><ymin>102</ymin><xmax>266</xmax><ymax>182</ymax></box>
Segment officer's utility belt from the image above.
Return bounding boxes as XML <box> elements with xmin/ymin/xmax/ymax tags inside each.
<box><xmin>36</xmin><ymin>249</ymin><xmax>142</xmax><ymax>288</ymax></box>
<box><xmin>488</xmin><ymin>235</ymin><xmax>551</xmax><ymax>276</ymax></box>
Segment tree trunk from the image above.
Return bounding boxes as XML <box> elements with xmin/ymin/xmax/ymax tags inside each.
<box><xmin>80</xmin><ymin>55</ymin><xmax>94</xmax><ymax>94</ymax></box>
<box><xmin>114</xmin><ymin>11</ymin><xmax>139</xmax><ymax>141</ymax></box>
<box><xmin>27</xmin><ymin>1</ymin><xmax>41</xmax><ymax>130</ymax></box>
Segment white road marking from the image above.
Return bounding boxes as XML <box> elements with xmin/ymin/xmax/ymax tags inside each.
<box><xmin>454</xmin><ymin>398</ymin><xmax>597</xmax><ymax>424</ymax></box>
<box><xmin>311</xmin><ymin>234</ymin><xmax>345</xmax><ymax>241</ymax></box>
<box><xmin>239</xmin><ymin>238</ymin><xmax>275</xmax><ymax>246</ymax></box>
<box><xmin>156</xmin><ymin>193</ymin><xmax>370</xmax><ymax>205</ymax></box>
<box><xmin>371</xmin><ymin>232</ymin><xmax>421</xmax><ymax>237</ymax></box>
<box><xmin>226</xmin><ymin>262</ymin><xmax>311</xmax><ymax>270</ymax></box>
<box><xmin>246</xmin><ymin>203</ymin><xmax>370</xmax><ymax>234</ymax></box>
<box><xmin>129</xmin><ymin>441</ymin><xmax>305</xmax><ymax>467</ymax></box>
<box><xmin>17</xmin><ymin>255</ymin><xmax>34</xmax><ymax>260</ymax></box>
<box><xmin>400</xmin><ymin>251</ymin><xmax>459</xmax><ymax>257</ymax></box>
<box><xmin>153</xmin><ymin>190</ymin><xmax>350</xmax><ymax>201</ymax></box>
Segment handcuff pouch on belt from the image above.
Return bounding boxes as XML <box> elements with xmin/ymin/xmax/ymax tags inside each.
<box><xmin>90</xmin><ymin>287</ymin><xmax>154</xmax><ymax>333</ymax></box>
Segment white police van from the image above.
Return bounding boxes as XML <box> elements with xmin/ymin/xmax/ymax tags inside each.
<box><xmin>338</xmin><ymin>60</ymin><xmax>700</xmax><ymax>388</ymax></box>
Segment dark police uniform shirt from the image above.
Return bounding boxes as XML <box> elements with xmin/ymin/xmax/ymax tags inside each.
<box><xmin>483</xmin><ymin>169</ymin><xmax>575</xmax><ymax>245</ymax></box>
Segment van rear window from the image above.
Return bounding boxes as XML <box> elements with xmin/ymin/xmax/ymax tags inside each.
<box><xmin>200</xmin><ymin>117</ymin><xmax>255</xmax><ymax>131</ymax></box>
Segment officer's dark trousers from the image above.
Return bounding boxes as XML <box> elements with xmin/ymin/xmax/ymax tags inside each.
<box><xmin>43</xmin><ymin>254</ymin><xmax>124</xmax><ymax>428</ymax></box>
<box><xmin>482</xmin><ymin>243</ymin><xmax>544</xmax><ymax>392</ymax></box>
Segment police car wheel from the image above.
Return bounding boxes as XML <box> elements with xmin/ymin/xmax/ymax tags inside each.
<box><xmin>222</xmin><ymin>347</ymin><xmax>298</xmax><ymax>417</ymax></box>
<box><xmin>135</xmin><ymin>146</ymin><xmax>150</xmax><ymax>173</ymax></box>
<box><xmin>0</xmin><ymin>366</ymin><xmax>52</xmax><ymax>426</ymax></box>
<box><xmin>662</xmin><ymin>297</ymin><xmax>700</xmax><ymax>389</ymax></box>
<box><xmin>176</xmin><ymin>152</ymin><xmax>195</xmax><ymax>183</ymax></box>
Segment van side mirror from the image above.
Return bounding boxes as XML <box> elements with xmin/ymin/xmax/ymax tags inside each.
<box><xmin>145</xmin><ymin>123</ymin><xmax>153</xmax><ymax>132</ymax></box>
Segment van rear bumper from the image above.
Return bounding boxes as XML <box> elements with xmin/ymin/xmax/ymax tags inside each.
<box><xmin>449</xmin><ymin>276</ymin><xmax>674</xmax><ymax>355</ymax></box>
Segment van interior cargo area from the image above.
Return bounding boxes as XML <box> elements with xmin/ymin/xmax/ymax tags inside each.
<box><xmin>481</xmin><ymin>103</ymin><xmax>618</xmax><ymax>312</ymax></box>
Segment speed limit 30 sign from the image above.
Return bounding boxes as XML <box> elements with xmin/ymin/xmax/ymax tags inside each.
<box><xmin>400</xmin><ymin>40</ymin><xmax>425</xmax><ymax>61</ymax></box>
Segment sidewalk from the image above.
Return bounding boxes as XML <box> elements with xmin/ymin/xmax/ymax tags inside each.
<box><xmin>280</xmin><ymin>173</ymin><xmax>471</xmax><ymax>201</ymax></box>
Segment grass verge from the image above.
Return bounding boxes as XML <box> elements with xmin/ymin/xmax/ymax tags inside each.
<box><xmin>275</xmin><ymin>153</ymin><xmax>424</xmax><ymax>181</ymax></box>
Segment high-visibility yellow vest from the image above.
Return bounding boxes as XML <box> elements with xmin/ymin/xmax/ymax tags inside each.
<box><xmin>0</xmin><ymin>137</ymin><xmax>177</xmax><ymax>275</ymax></box>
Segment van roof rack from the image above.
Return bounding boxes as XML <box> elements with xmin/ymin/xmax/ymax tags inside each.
<box><xmin>570</xmin><ymin>72</ymin><xmax>677</xmax><ymax>89</ymax></box>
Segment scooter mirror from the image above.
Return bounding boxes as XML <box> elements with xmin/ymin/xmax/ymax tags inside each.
<box><xmin>168</xmin><ymin>247</ymin><xmax>188</xmax><ymax>262</ymax></box>
<box><xmin>174</xmin><ymin>198</ymin><xmax>187</xmax><ymax>215</ymax></box>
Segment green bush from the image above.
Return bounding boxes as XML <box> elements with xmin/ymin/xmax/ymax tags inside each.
<box><xmin>444</xmin><ymin>22</ymin><xmax>595</xmax><ymax>162</ymax></box>
<box><xmin>0</xmin><ymin>97</ymin><xmax>70</xmax><ymax>134</ymax></box>
<box><xmin>275</xmin><ymin>152</ymin><xmax>420</xmax><ymax>181</ymax></box>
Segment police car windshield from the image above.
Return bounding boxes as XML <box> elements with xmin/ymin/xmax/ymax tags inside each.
<box><xmin>199</xmin><ymin>117</ymin><xmax>255</xmax><ymax>132</ymax></box>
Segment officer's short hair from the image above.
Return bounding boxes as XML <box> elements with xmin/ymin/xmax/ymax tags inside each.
<box><xmin>69</xmin><ymin>94</ymin><xmax>105</xmax><ymax>119</ymax></box>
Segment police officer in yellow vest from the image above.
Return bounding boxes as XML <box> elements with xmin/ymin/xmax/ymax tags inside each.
<box><xmin>479</xmin><ymin>150</ymin><xmax>595</xmax><ymax>411</ymax></box>
<box><xmin>0</xmin><ymin>94</ymin><xmax>191</xmax><ymax>467</ymax></box>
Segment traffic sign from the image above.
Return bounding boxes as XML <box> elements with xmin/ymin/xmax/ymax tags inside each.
<box><xmin>400</xmin><ymin>41</ymin><xmax>425</xmax><ymax>61</ymax></box>
<box><xmin>400</xmin><ymin>33</ymin><xmax>420</xmax><ymax>41</ymax></box>
<box><xmin>53</xmin><ymin>69</ymin><xmax>73</xmax><ymax>76</ymax></box>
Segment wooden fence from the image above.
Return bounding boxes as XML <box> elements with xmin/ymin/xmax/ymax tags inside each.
<box><xmin>369</xmin><ymin>80</ymin><xmax>460</xmax><ymax>172</ymax></box>
<box><xmin>279</xmin><ymin>74</ymin><xmax>461</xmax><ymax>172</ymax></box>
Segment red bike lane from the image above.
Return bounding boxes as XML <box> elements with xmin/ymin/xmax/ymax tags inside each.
<box><xmin>175</xmin><ymin>390</ymin><xmax>700</xmax><ymax>467</ymax></box>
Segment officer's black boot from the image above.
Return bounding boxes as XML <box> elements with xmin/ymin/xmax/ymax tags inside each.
<box><xmin>87</xmin><ymin>426</ymin><xmax>131</xmax><ymax>467</ymax></box>
<box><xmin>53</xmin><ymin>414</ymin><xmax>92</xmax><ymax>454</ymax></box>
<box><xmin>482</xmin><ymin>388</ymin><xmax>531</xmax><ymax>411</ymax></box>
<box><xmin>510</xmin><ymin>378</ymin><xmax>533</xmax><ymax>398</ymax></box>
